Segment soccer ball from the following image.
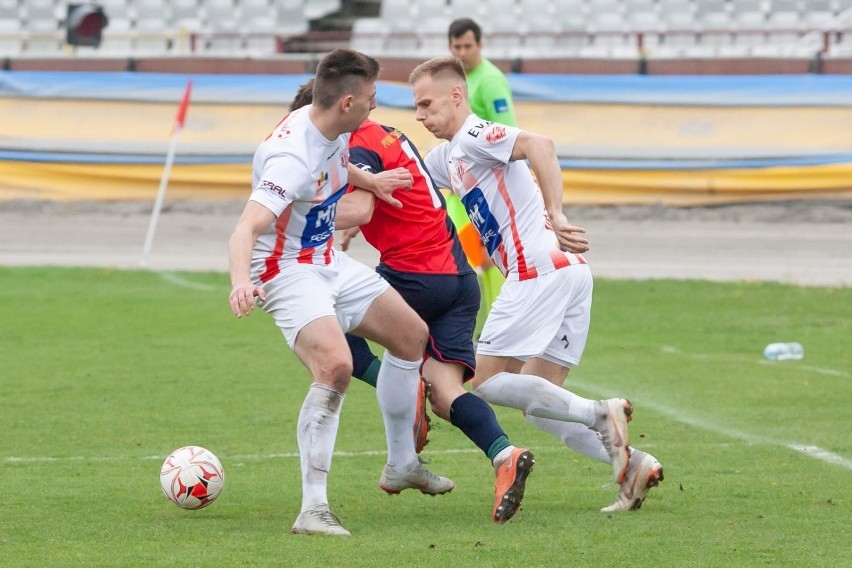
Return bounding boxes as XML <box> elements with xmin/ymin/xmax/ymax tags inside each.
<box><xmin>160</xmin><ymin>446</ymin><xmax>225</xmax><ymax>510</ymax></box>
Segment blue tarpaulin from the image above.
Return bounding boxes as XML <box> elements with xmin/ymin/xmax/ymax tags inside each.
<box><xmin>3</xmin><ymin>71</ymin><xmax>852</xmax><ymax>107</ymax></box>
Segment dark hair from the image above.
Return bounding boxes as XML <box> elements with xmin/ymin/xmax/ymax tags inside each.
<box><xmin>313</xmin><ymin>48</ymin><xmax>380</xmax><ymax>109</ymax></box>
<box><xmin>290</xmin><ymin>78</ymin><xmax>314</xmax><ymax>111</ymax></box>
<box><xmin>409</xmin><ymin>56</ymin><xmax>466</xmax><ymax>86</ymax></box>
<box><xmin>448</xmin><ymin>18</ymin><xmax>481</xmax><ymax>42</ymax></box>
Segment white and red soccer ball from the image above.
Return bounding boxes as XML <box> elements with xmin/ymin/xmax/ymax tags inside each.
<box><xmin>160</xmin><ymin>446</ymin><xmax>225</xmax><ymax>509</ymax></box>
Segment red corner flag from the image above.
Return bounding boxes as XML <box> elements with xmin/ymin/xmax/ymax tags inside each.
<box><xmin>173</xmin><ymin>78</ymin><xmax>193</xmax><ymax>132</ymax></box>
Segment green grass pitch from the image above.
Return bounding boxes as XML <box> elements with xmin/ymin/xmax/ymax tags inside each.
<box><xmin>1</xmin><ymin>267</ymin><xmax>849</xmax><ymax>567</ymax></box>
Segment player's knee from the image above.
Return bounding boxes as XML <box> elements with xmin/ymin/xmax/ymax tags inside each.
<box><xmin>313</xmin><ymin>357</ymin><xmax>353</xmax><ymax>392</ymax></box>
<box><xmin>393</xmin><ymin>318</ymin><xmax>428</xmax><ymax>360</ymax></box>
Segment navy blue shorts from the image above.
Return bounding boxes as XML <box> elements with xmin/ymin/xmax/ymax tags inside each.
<box><xmin>377</xmin><ymin>264</ymin><xmax>479</xmax><ymax>381</ymax></box>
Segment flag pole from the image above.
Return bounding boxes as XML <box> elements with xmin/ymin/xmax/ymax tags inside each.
<box><xmin>140</xmin><ymin>78</ymin><xmax>193</xmax><ymax>267</ymax></box>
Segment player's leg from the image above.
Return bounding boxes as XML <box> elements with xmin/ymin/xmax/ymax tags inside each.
<box><xmin>341</xmin><ymin>256</ymin><xmax>452</xmax><ymax>495</ymax></box>
<box><xmin>523</xmin><ymin>267</ymin><xmax>663</xmax><ymax>506</ymax></box>
<box><xmin>418</xmin><ymin>271</ymin><xmax>534</xmax><ymax>523</ymax></box>
<box><xmin>345</xmin><ymin>331</ymin><xmax>430</xmax><ymax>453</ymax></box>
<box><xmin>290</xmin><ymin>317</ymin><xmax>353</xmax><ymax>536</ymax></box>
<box><xmin>519</xmin><ymin>360</ymin><xmax>609</xmax><ymax>461</ymax></box>
<box><xmin>472</xmin><ymin>266</ymin><xmax>632</xmax><ymax>481</ymax></box>
<box><xmin>260</xmin><ymin>268</ymin><xmax>352</xmax><ymax>535</ymax></box>
<box><xmin>345</xmin><ymin>333</ymin><xmax>381</xmax><ymax>387</ymax></box>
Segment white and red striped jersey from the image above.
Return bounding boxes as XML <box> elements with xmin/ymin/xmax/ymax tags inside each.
<box><xmin>249</xmin><ymin>105</ymin><xmax>350</xmax><ymax>283</ymax></box>
<box><xmin>424</xmin><ymin>114</ymin><xmax>586</xmax><ymax>281</ymax></box>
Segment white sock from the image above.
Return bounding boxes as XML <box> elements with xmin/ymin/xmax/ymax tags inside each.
<box><xmin>376</xmin><ymin>352</ymin><xmax>421</xmax><ymax>470</ymax></box>
<box><xmin>474</xmin><ymin>371</ymin><xmax>595</xmax><ymax>427</ymax></box>
<box><xmin>492</xmin><ymin>445</ymin><xmax>516</xmax><ymax>468</ymax></box>
<box><xmin>297</xmin><ymin>383</ymin><xmax>344</xmax><ymax>512</ymax></box>
<box><xmin>525</xmin><ymin>415</ymin><xmax>610</xmax><ymax>463</ymax></box>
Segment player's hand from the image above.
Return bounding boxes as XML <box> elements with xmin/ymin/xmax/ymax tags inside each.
<box><xmin>229</xmin><ymin>283</ymin><xmax>266</xmax><ymax>318</ymax></box>
<box><xmin>339</xmin><ymin>227</ymin><xmax>361</xmax><ymax>251</ymax></box>
<box><xmin>550</xmin><ymin>212</ymin><xmax>589</xmax><ymax>254</ymax></box>
<box><xmin>370</xmin><ymin>167</ymin><xmax>412</xmax><ymax>209</ymax></box>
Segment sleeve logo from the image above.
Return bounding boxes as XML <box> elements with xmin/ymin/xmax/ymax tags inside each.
<box><xmin>485</xmin><ymin>126</ymin><xmax>507</xmax><ymax>144</ymax></box>
<box><xmin>260</xmin><ymin>179</ymin><xmax>287</xmax><ymax>198</ymax></box>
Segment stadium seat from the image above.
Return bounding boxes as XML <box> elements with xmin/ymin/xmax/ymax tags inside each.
<box><xmin>417</xmin><ymin>16</ymin><xmax>451</xmax><ymax>56</ymax></box>
<box><xmin>303</xmin><ymin>0</ymin><xmax>341</xmax><ymax>21</ymax></box>
<box><xmin>730</xmin><ymin>0</ymin><xmax>767</xmax><ymax>51</ymax></box>
<box><xmin>555</xmin><ymin>7</ymin><xmax>590</xmax><ymax>54</ymax></box>
<box><xmin>385</xmin><ymin>16</ymin><xmax>419</xmax><ymax>56</ymax></box>
<box><xmin>520</xmin><ymin>9</ymin><xmax>562</xmax><ymax>58</ymax></box>
<box><xmin>98</xmin><ymin>0</ymin><xmax>131</xmax><ymax>21</ymax></box>
<box><xmin>381</xmin><ymin>0</ymin><xmax>417</xmax><ymax>20</ymax></box>
<box><xmin>417</xmin><ymin>0</ymin><xmax>451</xmax><ymax>19</ymax></box>
<box><xmin>350</xmin><ymin>17</ymin><xmax>386</xmax><ymax>54</ymax></box>
<box><xmin>486</xmin><ymin>19</ymin><xmax>522</xmax><ymax>58</ymax></box>
<box><xmin>275</xmin><ymin>0</ymin><xmax>309</xmax><ymax>37</ymax></box>
<box><xmin>628</xmin><ymin>11</ymin><xmax>664</xmax><ymax>53</ymax></box>
<box><xmin>800</xmin><ymin>0</ymin><xmax>835</xmax><ymax>29</ymax></box>
<box><xmin>656</xmin><ymin>0</ymin><xmax>700</xmax><ymax>56</ymax></box>
<box><xmin>134</xmin><ymin>0</ymin><xmax>173</xmax><ymax>54</ymax></box>
<box><xmin>169</xmin><ymin>0</ymin><xmax>203</xmax><ymax>32</ymax></box>
<box><xmin>482</xmin><ymin>0</ymin><xmax>519</xmax><ymax>21</ymax></box>
<box><xmin>204</xmin><ymin>0</ymin><xmax>239</xmax><ymax>32</ymax></box>
<box><xmin>0</xmin><ymin>17</ymin><xmax>23</xmax><ymax>56</ymax></box>
<box><xmin>448</xmin><ymin>0</ymin><xmax>486</xmax><ymax>19</ymax></box>
<box><xmin>586</xmin><ymin>11</ymin><xmax>635</xmax><ymax>57</ymax></box>
<box><xmin>98</xmin><ymin>16</ymin><xmax>134</xmax><ymax>56</ymax></box>
<box><xmin>241</xmin><ymin>0</ymin><xmax>279</xmax><ymax>55</ymax></box>
<box><xmin>0</xmin><ymin>0</ymin><xmax>17</xmax><ymax>21</ymax></box>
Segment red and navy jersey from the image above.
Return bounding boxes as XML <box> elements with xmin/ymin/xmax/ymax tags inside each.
<box><xmin>349</xmin><ymin>120</ymin><xmax>473</xmax><ymax>276</ymax></box>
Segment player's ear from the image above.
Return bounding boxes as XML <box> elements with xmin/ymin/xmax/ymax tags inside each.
<box><xmin>341</xmin><ymin>94</ymin><xmax>354</xmax><ymax>113</ymax></box>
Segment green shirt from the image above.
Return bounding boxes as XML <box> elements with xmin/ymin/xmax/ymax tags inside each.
<box><xmin>466</xmin><ymin>59</ymin><xmax>517</xmax><ymax>126</ymax></box>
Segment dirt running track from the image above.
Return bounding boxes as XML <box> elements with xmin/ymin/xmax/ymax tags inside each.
<box><xmin>0</xmin><ymin>199</ymin><xmax>850</xmax><ymax>287</ymax></box>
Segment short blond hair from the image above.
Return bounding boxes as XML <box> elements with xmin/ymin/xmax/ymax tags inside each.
<box><xmin>408</xmin><ymin>56</ymin><xmax>466</xmax><ymax>88</ymax></box>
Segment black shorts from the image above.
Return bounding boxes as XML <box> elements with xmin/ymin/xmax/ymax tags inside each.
<box><xmin>377</xmin><ymin>264</ymin><xmax>479</xmax><ymax>380</ymax></box>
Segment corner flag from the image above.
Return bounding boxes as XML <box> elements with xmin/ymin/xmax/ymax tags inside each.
<box><xmin>141</xmin><ymin>78</ymin><xmax>193</xmax><ymax>267</ymax></box>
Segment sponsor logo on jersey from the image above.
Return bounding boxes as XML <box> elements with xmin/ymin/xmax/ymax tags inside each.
<box><xmin>466</xmin><ymin>120</ymin><xmax>492</xmax><ymax>139</ymax></box>
<box><xmin>462</xmin><ymin>187</ymin><xmax>502</xmax><ymax>255</ymax></box>
<box><xmin>454</xmin><ymin>159</ymin><xmax>467</xmax><ymax>182</ymax></box>
<box><xmin>301</xmin><ymin>188</ymin><xmax>345</xmax><ymax>248</ymax></box>
<box><xmin>493</xmin><ymin>98</ymin><xmax>509</xmax><ymax>114</ymax></box>
<box><xmin>485</xmin><ymin>126</ymin><xmax>507</xmax><ymax>144</ymax></box>
<box><xmin>260</xmin><ymin>179</ymin><xmax>287</xmax><ymax>198</ymax></box>
<box><xmin>315</xmin><ymin>171</ymin><xmax>329</xmax><ymax>191</ymax></box>
<box><xmin>381</xmin><ymin>128</ymin><xmax>402</xmax><ymax>147</ymax></box>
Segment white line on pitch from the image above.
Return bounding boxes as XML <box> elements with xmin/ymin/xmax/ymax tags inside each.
<box><xmin>4</xmin><ymin>448</ymin><xmax>483</xmax><ymax>464</ymax></box>
<box><xmin>662</xmin><ymin>344</ymin><xmax>848</xmax><ymax>378</ymax></box>
<box><xmin>155</xmin><ymin>271</ymin><xmax>217</xmax><ymax>290</ymax></box>
<box><xmin>569</xmin><ymin>377</ymin><xmax>852</xmax><ymax>471</ymax></box>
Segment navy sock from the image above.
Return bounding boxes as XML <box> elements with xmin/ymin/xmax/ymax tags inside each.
<box><xmin>346</xmin><ymin>333</ymin><xmax>380</xmax><ymax>388</ymax></box>
<box><xmin>450</xmin><ymin>392</ymin><xmax>510</xmax><ymax>460</ymax></box>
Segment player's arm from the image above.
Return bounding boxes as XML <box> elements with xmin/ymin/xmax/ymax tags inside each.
<box><xmin>347</xmin><ymin>164</ymin><xmax>412</xmax><ymax>209</ymax></box>
<box><xmin>336</xmin><ymin>188</ymin><xmax>377</xmax><ymax>230</ymax></box>
<box><xmin>228</xmin><ymin>201</ymin><xmax>274</xmax><ymax>317</ymax></box>
<box><xmin>511</xmin><ymin>131</ymin><xmax>589</xmax><ymax>254</ymax></box>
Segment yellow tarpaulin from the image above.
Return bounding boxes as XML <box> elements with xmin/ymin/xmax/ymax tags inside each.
<box><xmin>1</xmin><ymin>97</ymin><xmax>850</xmax><ymax>204</ymax></box>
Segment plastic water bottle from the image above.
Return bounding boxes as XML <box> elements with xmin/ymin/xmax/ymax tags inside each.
<box><xmin>763</xmin><ymin>342</ymin><xmax>804</xmax><ymax>361</ymax></box>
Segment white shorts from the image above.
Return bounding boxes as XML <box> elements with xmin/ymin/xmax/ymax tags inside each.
<box><xmin>254</xmin><ymin>251</ymin><xmax>390</xmax><ymax>348</ymax></box>
<box><xmin>476</xmin><ymin>263</ymin><xmax>593</xmax><ymax>367</ymax></box>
